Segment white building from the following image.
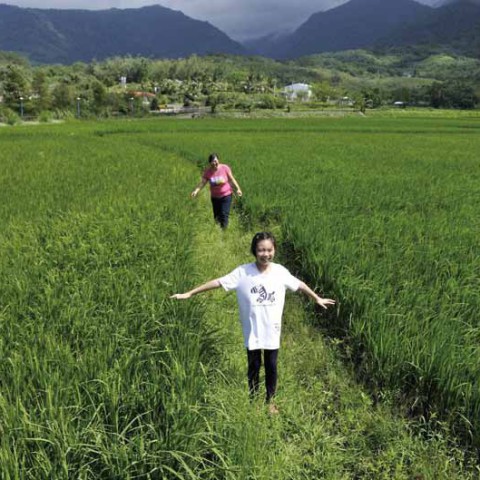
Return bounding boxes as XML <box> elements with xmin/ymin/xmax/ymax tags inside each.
<box><xmin>283</xmin><ymin>83</ymin><xmax>312</xmax><ymax>101</ymax></box>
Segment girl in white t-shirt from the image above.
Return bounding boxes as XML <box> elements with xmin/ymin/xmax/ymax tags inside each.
<box><xmin>171</xmin><ymin>232</ymin><xmax>335</xmax><ymax>414</ymax></box>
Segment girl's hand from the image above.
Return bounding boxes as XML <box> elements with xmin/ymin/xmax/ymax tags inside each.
<box><xmin>316</xmin><ymin>297</ymin><xmax>335</xmax><ymax>309</ymax></box>
<box><xmin>170</xmin><ymin>293</ymin><xmax>192</xmax><ymax>300</ymax></box>
<box><xmin>191</xmin><ymin>189</ymin><xmax>199</xmax><ymax>198</ymax></box>
<box><xmin>236</xmin><ymin>189</ymin><xmax>243</xmax><ymax>197</ymax></box>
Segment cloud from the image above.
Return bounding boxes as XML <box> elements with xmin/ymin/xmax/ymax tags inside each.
<box><xmin>159</xmin><ymin>0</ymin><xmax>350</xmax><ymax>39</ymax></box>
<box><xmin>3</xmin><ymin>0</ymin><xmax>440</xmax><ymax>40</ymax></box>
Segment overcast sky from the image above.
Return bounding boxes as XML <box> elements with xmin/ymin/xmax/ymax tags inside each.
<box><xmin>3</xmin><ymin>0</ymin><xmax>439</xmax><ymax>41</ymax></box>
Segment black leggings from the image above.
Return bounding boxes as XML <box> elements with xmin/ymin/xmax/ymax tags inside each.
<box><xmin>247</xmin><ymin>349</ymin><xmax>279</xmax><ymax>402</ymax></box>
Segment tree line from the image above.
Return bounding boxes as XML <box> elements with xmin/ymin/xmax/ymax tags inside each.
<box><xmin>0</xmin><ymin>50</ymin><xmax>478</xmax><ymax>122</ymax></box>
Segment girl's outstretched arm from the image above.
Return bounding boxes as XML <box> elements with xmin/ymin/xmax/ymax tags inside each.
<box><xmin>297</xmin><ymin>281</ymin><xmax>335</xmax><ymax>309</ymax></box>
<box><xmin>171</xmin><ymin>279</ymin><xmax>221</xmax><ymax>300</ymax></box>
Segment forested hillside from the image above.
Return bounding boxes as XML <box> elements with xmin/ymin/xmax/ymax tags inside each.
<box><xmin>0</xmin><ymin>4</ymin><xmax>245</xmax><ymax>64</ymax></box>
<box><xmin>1</xmin><ymin>1</ymin><xmax>480</xmax><ymax>63</ymax></box>
<box><xmin>0</xmin><ymin>47</ymin><xmax>478</xmax><ymax>123</ymax></box>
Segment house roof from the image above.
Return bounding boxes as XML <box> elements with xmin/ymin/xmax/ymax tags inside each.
<box><xmin>284</xmin><ymin>83</ymin><xmax>311</xmax><ymax>91</ymax></box>
<box><xmin>129</xmin><ymin>91</ymin><xmax>156</xmax><ymax>98</ymax></box>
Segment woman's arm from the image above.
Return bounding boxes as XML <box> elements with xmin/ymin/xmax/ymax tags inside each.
<box><xmin>191</xmin><ymin>178</ymin><xmax>208</xmax><ymax>198</ymax></box>
<box><xmin>297</xmin><ymin>281</ymin><xmax>335</xmax><ymax>309</ymax></box>
<box><xmin>171</xmin><ymin>279</ymin><xmax>221</xmax><ymax>300</ymax></box>
<box><xmin>227</xmin><ymin>171</ymin><xmax>242</xmax><ymax>197</ymax></box>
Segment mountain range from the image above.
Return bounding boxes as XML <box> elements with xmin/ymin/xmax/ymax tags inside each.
<box><xmin>0</xmin><ymin>3</ymin><xmax>246</xmax><ymax>64</ymax></box>
<box><xmin>248</xmin><ymin>0</ymin><xmax>480</xmax><ymax>58</ymax></box>
<box><xmin>0</xmin><ymin>0</ymin><xmax>479</xmax><ymax>64</ymax></box>
<box><xmin>251</xmin><ymin>0</ymin><xmax>431</xmax><ymax>57</ymax></box>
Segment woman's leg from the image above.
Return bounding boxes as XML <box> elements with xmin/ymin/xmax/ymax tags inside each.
<box><xmin>211</xmin><ymin>196</ymin><xmax>222</xmax><ymax>225</ymax></box>
<box><xmin>247</xmin><ymin>349</ymin><xmax>262</xmax><ymax>399</ymax></box>
<box><xmin>218</xmin><ymin>194</ymin><xmax>232</xmax><ymax>229</ymax></box>
<box><xmin>264</xmin><ymin>349</ymin><xmax>279</xmax><ymax>403</ymax></box>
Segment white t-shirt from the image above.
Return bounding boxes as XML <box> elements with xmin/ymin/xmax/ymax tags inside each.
<box><xmin>219</xmin><ymin>262</ymin><xmax>301</xmax><ymax>350</ymax></box>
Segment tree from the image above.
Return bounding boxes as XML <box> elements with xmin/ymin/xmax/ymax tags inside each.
<box><xmin>1</xmin><ymin>64</ymin><xmax>30</xmax><ymax>109</ymax></box>
<box><xmin>445</xmin><ymin>81</ymin><xmax>478</xmax><ymax>109</ymax></box>
<box><xmin>130</xmin><ymin>57</ymin><xmax>151</xmax><ymax>85</ymax></box>
<box><xmin>428</xmin><ymin>82</ymin><xmax>446</xmax><ymax>109</ymax></box>
<box><xmin>361</xmin><ymin>87</ymin><xmax>384</xmax><ymax>108</ymax></box>
<box><xmin>311</xmin><ymin>81</ymin><xmax>337</xmax><ymax>102</ymax></box>
<box><xmin>150</xmin><ymin>97</ymin><xmax>159</xmax><ymax>111</ymax></box>
<box><xmin>31</xmin><ymin>69</ymin><xmax>52</xmax><ymax>112</ymax></box>
<box><xmin>427</xmin><ymin>81</ymin><xmax>477</xmax><ymax>109</ymax></box>
<box><xmin>52</xmin><ymin>81</ymin><xmax>74</xmax><ymax>110</ymax></box>
<box><xmin>91</xmin><ymin>80</ymin><xmax>107</xmax><ymax>113</ymax></box>
<box><xmin>206</xmin><ymin>92</ymin><xmax>231</xmax><ymax>113</ymax></box>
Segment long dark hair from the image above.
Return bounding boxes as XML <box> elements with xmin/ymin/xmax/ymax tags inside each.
<box><xmin>250</xmin><ymin>232</ymin><xmax>276</xmax><ymax>256</ymax></box>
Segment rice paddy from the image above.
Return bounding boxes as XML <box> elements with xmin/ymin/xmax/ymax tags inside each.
<box><xmin>1</xmin><ymin>113</ymin><xmax>479</xmax><ymax>478</ymax></box>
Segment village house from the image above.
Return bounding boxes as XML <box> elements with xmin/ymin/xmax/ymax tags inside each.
<box><xmin>129</xmin><ymin>91</ymin><xmax>156</xmax><ymax>106</ymax></box>
<box><xmin>282</xmin><ymin>83</ymin><xmax>312</xmax><ymax>101</ymax></box>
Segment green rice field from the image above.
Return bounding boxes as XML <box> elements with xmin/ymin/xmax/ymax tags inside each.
<box><xmin>148</xmin><ymin>113</ymin><xmax>480</xmax><ymax>431</ymax></box>
<box><xmin>0</xmin><ymin>113</ymin><xmax>479</xmax><ymax>478</ymax></box>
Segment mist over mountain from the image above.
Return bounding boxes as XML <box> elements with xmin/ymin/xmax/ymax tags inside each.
<box><xmin>437</xmin><ymin>0</ymin><xmax>480</xmax><ymax>5</ymax></box>
<box><xmin>247</xmin><ymin>0</ymin><xmax>433</xmax><ymax>58</ymax></box>
<box><xmin>377</xmin><ymin>0</ymin><xmax>480</xmax><ymax>56</ymax></box>
<box><xmin>242</xmin><ymin>31</ymin><xmax>293</xmax><ymax>58</ymax></box>
<box><xmin>0</xmin><ymin>3</ymin><xmax>245</xmax><ymax>64</ymax></box>
<box><xmin>245</xmin><ymin>0</ymin><xmax>480</xmax><ymax>58</ymax></box>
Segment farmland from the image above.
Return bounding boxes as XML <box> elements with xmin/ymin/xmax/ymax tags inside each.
<box><xmin>155</xmin><ymin>112</ymin><xmax>480</xmax><ymax>438</ymax></box>
<box><xmin>0</xmin><ymin>113</ymin><xmax>479</xmax><ymax>478</ymax></box>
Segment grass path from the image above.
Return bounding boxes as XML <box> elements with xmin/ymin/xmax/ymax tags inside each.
<box><xmin>185</xmin><ymin>194</ymin><xmax>475</xmax><ymax>479</ymax></box>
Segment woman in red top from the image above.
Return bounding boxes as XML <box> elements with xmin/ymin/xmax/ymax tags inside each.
<box><xmin>191</xmin><ymin>153</ymin><xmax>243</xmax><ymax>229</ymax></box>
